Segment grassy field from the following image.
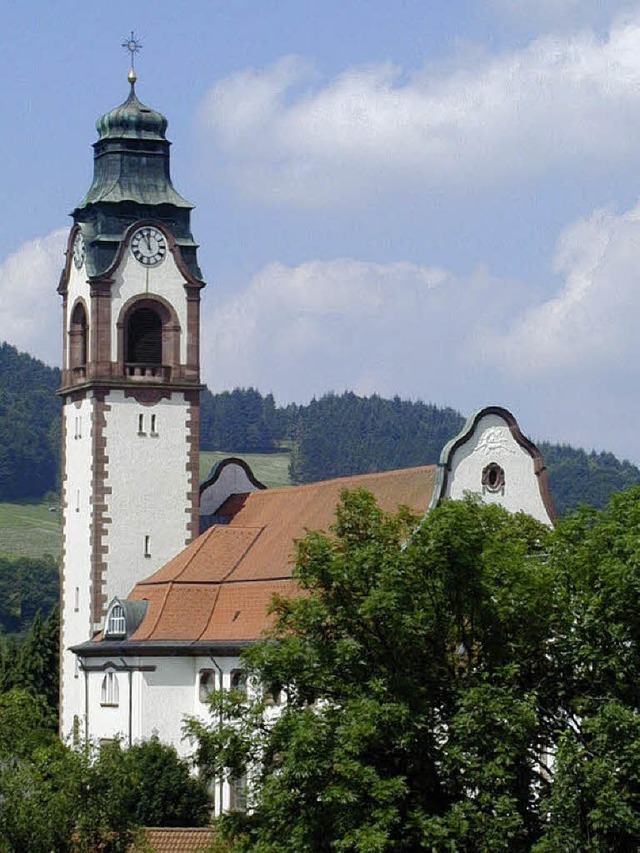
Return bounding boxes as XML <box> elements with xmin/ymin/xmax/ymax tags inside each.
<box><xmin>0</xmin><ymin>450</ymin><xmax>292</xmax><ymax>562</ymax></box>
<box><xmin>199</xmin><ymin>450</ymin><xmax>292</xmax><ymax>489</ymax></box>
<box><xmin>0</xmin><ymin>501</ymin><xmax>61</xmax><ymax>560</ymax></box>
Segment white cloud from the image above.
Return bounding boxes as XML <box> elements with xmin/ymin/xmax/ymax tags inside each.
<box><xmin>202</xmin><ymin>200</ymin><xmax>640</xmax><ymax>463</ymax></box>
<box><xmin>487</xmin><ymin>202</ymin><xmax>640</xmax><ymax>377</ymax></box>
<box><xmin>485</xmin><ymin>0</ymin><xmax>635</xmax><ymax>32</ymax></box>
<box><xmin>202</xmin><ymin>257</ymin><xmax>527</xmax><ymax>405</ymax></box>
<box><xmin>198</xmin><ymin>13</ymin><xmax>640</xmax><ymax>207</ymax></box>
<box><xmin>0</xmin><ymin>230</ymin><xmax>66</xmax><ymax>366</ymax></box>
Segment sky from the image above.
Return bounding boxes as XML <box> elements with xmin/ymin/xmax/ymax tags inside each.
<box><xmin>3</xmin><ymin>0</ymin><xmax>640</xmax><ymax>461</ymax></box>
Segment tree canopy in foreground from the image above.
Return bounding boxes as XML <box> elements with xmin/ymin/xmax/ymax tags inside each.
<box><xmin>187</xmin><ymin>488</ymin><xmax>640</xmax><ymax>852</ymax></box>
<box><xmin>0</xmin><ymin>693</ymin><xmax>210</xmax><ymax>853</ymax></box>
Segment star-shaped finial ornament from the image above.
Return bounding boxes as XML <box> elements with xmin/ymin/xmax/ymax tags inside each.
<box><xmin>122</xmin><ymin>31</ymin><xmax>143</xmax><ymax>82</ymax></box>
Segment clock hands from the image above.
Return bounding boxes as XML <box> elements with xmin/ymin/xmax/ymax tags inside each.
<box><xmin>131</xmin><ymin>227</ymin><xmax>166</xmax><ymax>266</ymax></box>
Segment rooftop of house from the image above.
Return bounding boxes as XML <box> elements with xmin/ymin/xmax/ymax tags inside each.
<box><xmin>130</xmin><ymin>827</ymin><xmax>216</xmax><ymax>853</ymax></box>
<box><xmin>81</xmin><ymin>465</ymin><xmax>437</xmax><ymax>654</ymax></box>
<box><xmin>74</xmin><ymin>405</ymin><xmax>554</xmax><ymax>659</ymax></box>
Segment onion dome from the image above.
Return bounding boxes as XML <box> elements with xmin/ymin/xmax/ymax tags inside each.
<box><xmin>76</xmin><ymin>77</ymin><xmax>192</xmax><ymax>212</ymax></box>
<box><xmin>72</xmin><ymin>74</ymin><xmax>202</xmax><ymax>281</ymax></box>
<box><xmin>95</xmin><ymin>78</ymin><xmax>169</xmax><ymax>141</ymax></box>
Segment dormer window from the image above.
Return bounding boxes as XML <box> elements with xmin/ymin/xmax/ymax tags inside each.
<box><xmin>105</xmin><ymin>602</ymin><xmax>126</xmax><ymax>638</ymax></box>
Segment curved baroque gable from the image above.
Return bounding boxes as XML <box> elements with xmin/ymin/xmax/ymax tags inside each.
<box><xmin>430</xmin><ymin>406</ymin><xmax>556</xmax><ymax>525</ymax></box>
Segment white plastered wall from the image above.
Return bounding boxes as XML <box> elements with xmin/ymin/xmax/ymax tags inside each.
<box><xmin>60</xmin><ymin>395</ymin><xmax>94</xmax><ymax>738</ymax></box>
<box><xmin>84</xmin><ymin>655</ymin><xmax>240</xmax><ymax>747</ymax></box>
<box><xmin>110</xmin><ymin>248</ymin><xmax>188</xmax><ymax>364</ymax></box>
<box><xmin>443</xmin><ymin>412</ymin><xmax>552</xmax><ymax>525</ymax></box>
<box><xmin>101</xmin><ymin>390</ymin><xmax>191</xmax><ymax>615</ymax></box>
<box><xmin>200</xmin><ymin>462</ymin><xmax>262</xmax><ymax>516</ymax></box>
<box><xmin>83</xmin><ymin>653</ymin><xmax>245</xmax><ymax>812</ymax></box>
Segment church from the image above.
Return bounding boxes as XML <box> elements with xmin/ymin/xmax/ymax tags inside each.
<box><xmin>57</xmin><ymin>71</ymin><xmax>556</xmax><ymax>815</ymax></box>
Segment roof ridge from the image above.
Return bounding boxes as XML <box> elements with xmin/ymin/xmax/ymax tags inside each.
<box><xmin>258</xmin><ymin>464</ymin><xmax>436</xmax><ymax>495</ymax></box>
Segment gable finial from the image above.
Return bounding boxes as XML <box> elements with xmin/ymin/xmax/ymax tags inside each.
<box><xmin>122</xmin><ymin>31</ymin><xmax>143</xmax><ymax>86</ymax></box>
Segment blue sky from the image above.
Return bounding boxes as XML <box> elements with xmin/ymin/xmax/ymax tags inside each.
<box><xmin>3</xmin><ymin>0</ymin><xmax>640</xmax><ymax>462</ymax></box>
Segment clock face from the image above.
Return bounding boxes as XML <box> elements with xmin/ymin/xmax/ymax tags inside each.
<box><xmin>130</xmin><ymin>226</ymin><xmax>167</xmax><ymax>267</ymax></box>
<box><xmin>73</xmin><ymin>232</ymin><xmax>85</xmax><ymax>269</ymax></box>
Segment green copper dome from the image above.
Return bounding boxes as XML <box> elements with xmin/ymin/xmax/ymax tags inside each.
<box><xmin>76</xmin><ymin>80</ymin><xmax>192</xmax><ymax>212</ymax></box>
<box><xmin>95</xmin><ymin>82</ymin><xmax>168</xmax><ymax>141</ymax></box>
<box><xmin>72</xmin><ymin>78</ymin><xmax>203</xmax><ymax>281</ymax></box>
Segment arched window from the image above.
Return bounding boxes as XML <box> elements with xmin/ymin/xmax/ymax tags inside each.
<box><xmin>230</xmin><ymin>669</ymin><xmax>247</xmax><ymax>697</ymax></box>
<box><xmin>69</xmin><ymin>302</ymin><xmax>88</xmax><ymax>374</ymax></box>
<box><xmin>101</xmin><ymin>671</ymin><xmax>119</xmax><ymax>706</ymax></box>
<box><xmin>199</xmin><ymin>670</ymin><xmax>216</xmax><ymax>703</ymax></box>
<box><xmin>105</xmin><ymin>603</ymin><xmax>126</xmax><ymax>638</ymax></box>
<box><xmin>126</xmin><ymin>306</ymin><xmax>162</xmax><ymax>366</ymax></box>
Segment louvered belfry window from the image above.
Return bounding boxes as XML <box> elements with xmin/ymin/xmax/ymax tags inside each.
<box><xmin>126</xmin><ymin>307</ymin><xmax>162</xmax><ymax>365</ymax></box>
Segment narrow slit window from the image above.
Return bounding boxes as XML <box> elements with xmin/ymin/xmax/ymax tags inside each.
<box><xmin>78</xmin><ymin>416</ymin><xmax>82</xmax><ymax>439</ymax></box>
<box><xmin>138</xmin><ymin>413</ymin><xmax>145</xmax><ymax>434</ymax></box>
<box><xmin>74</xmin><ymin>587</ymin><xmax>79</xmax><ymax>612</ymax></box>
<box><xmin>144</xmin><ymin>535</ymin><xmax>151</xmax><ymax>558</ymax></box>
<box><xmin>76</xmin><ymin>489</ymin><xmax>80</xmax><ymax>512</ymax></box>
<box><xmin>150</xmin><ymin>414</ymin><xmax>157</xmax><ymax>434</ymax></box>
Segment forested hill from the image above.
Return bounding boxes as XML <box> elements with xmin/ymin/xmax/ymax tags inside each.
<box><xmin>284</xmin><ymin>392</ymin><xmax>640</xmax><ymax>515</ymax></box>
<box><xmin>0</xmin><ymin>344</ymin><xmax>60</xmax><ymax>501</ymax></box>
<box><xmin>288</xmin><ymin>393</ymin><xmax>464</xmax><ymax>483</ymax></box>
<box><xmin>2</xmin><ymin>343</ymin><xmax>640</xmax><ymax>515</ymax></box>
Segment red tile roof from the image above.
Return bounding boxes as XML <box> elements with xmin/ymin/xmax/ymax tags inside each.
<box><xmin>132</xmin><ymin>827</ymin><xmax>217</xmax><ymax>852</ymax></box>
<box><xmin>129</xmin><ymin>466</ymin><xmax>436</xmax><ymax>644</ymax></box>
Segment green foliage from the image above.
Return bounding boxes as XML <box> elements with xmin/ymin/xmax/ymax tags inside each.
<box><xmin>201</xmin><ymin>387</ymin><xmax>294</xmax><ymax>453</ymax></box>
<box><xmin>0</xmin><ymin>343</ymin><xmax>60</xmax><ymax>501</ymax></box>
<box><xmin>540</xmin><ymin>442</ymin><xmax>640</xmax><ymax>516</ymax></box>
<box><xmin>289</xmin><ymin>391</ymin><xmax>464</xmax><ymax>484</ymax></box>
<box><xmin>3</xmin><ymin>338</ymin><xmax>639</xmax><ymax>516</ymax></box>
<box><xmin>0</xmin><ymin>607</ymin><xmax>60</xmax><ymax>730</ymax></box>
<box><xmin>0</xmin><ymin>554</ymin><xmax>60</xmax><ymax>726</ymax></box>
<box><xmin>532</xmin><ymin>487</ymin><xmax>640</xmax><ymax>850</ymax></box>
<box><xmin>0</xmin><ymin>696</ymin><xmax>210</xmax><ymax>853</ymax></box>
<box><xmin>0</xmin><ymin>554</ymin><xmax>59</xmax><ymax>635</ymax></box>
<box><xmin>90</xmin><ymin>737</ymin><xmax>211</xmax><ymax>830</ymax></box>
<box><xmin>0</xmin><ymin>689</ymin><xmax>82</xmax><ymax>853</ymax></box>
<box><xmin>186</xmin><ymin>493</ymin><xmax>556</xmax><ymax>851</ymax></box>
<box><xmin>188</xmin><ymin>487</ymin><xmax>640</xmax><ymax>851</ymax></box>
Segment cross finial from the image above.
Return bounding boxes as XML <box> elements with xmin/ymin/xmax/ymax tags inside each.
<box><xmin>122</xmin><ymin>31</ymin><xmax>142</xmax><ymax>85</ymax></box>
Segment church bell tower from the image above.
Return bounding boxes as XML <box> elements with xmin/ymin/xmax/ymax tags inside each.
<box><xmin>58</xmin><ymin>66</ymin><xmax>206</xmax><ymax>736</ymax></box>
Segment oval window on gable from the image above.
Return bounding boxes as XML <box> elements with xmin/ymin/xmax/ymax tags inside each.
<box><xmin>482</xmin><ymin>463</ymin><xmax>505</xmax><ymax>494</ymax></box>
